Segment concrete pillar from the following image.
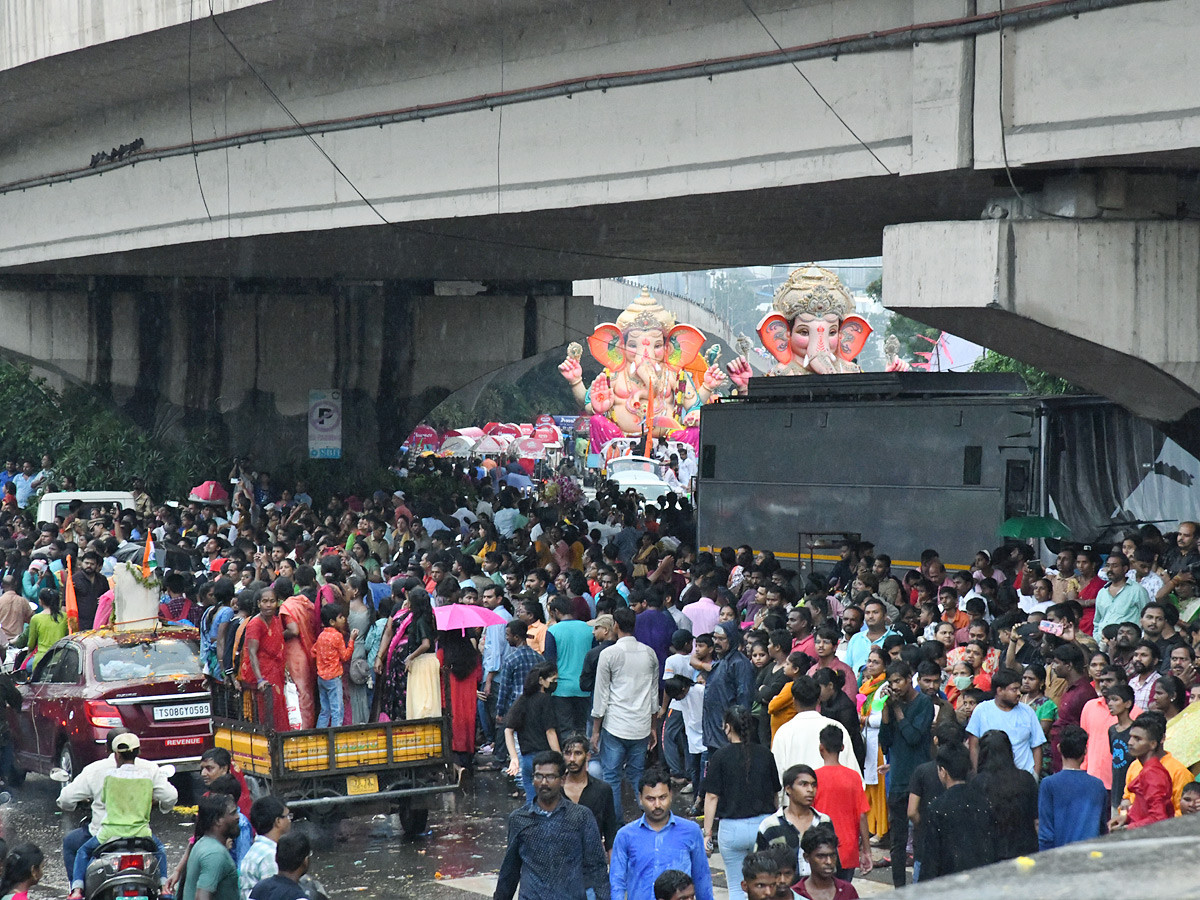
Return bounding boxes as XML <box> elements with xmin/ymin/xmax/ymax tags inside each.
<box><xmin>883</xmin><ymin>218</ymin><xmax>1200</xmax><ymax>428</ymax></box>
<box><xmin>0</xmin><ymin>276</ymin><xmax>591</xmax><ymax>468</ymax></box>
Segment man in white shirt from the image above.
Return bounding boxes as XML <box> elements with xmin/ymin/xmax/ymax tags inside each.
<box><xmin>771</xmin><ymin>675</ymin><xmax>860</xmax><ymax>781</ymax></box>
<box><xmin>591</xmin><ymin>607</ymin><xmax>661</xmax><ymax>818</ymax></box>
<box><xmin>677</xmin><ymin>447</ymin><xmax>698</xmax><ymax>494</ymax></box>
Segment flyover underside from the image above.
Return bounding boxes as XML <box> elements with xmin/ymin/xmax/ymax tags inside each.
<box><xmin>0</xmin><ymin>170</ymin><xmax>1000</xmax><ymax>282</ymax></box>
<box><xmin>885</xmin><ymin>218</ymin><xmax>1200</xmax><ymax>451</ymax></box>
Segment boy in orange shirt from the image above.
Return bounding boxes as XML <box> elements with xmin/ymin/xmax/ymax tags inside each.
<box><xmin>313</xmin><ymin>604</ymin><xmax>358</xmax><ymax>727</ymax></box>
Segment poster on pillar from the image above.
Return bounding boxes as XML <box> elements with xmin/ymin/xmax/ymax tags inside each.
<box><xmin>308</xmin><ymin>390</ymin><xmax>342</xmax><ymax>459</ymax></box>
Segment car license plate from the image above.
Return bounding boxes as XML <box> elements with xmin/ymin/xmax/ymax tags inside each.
<box><xmin>152</xmin><ymin>702</ymin><xmax>210</xmax><ymax>722</ymax></box>
<box><xmin>347</xmin><ymin>773</ymin><xmax>378</xmax><ymax>796</ymax></box>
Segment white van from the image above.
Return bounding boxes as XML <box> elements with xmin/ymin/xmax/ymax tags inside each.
<box><xmin>35</xmin><ymin>491</ymin><xmax>136</xmax><ymax>525</ymax></box>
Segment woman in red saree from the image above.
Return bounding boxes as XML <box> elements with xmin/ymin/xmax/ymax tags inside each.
<box><xmin>240</xmin><ymin>586</ymin><xmax>291</xmax><ymax>732</ymax></box>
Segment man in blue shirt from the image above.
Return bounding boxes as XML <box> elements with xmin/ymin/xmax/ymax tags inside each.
<box><xmin>1038</xmin><ymin>725</ymin><xmax>1109</xmax><ymax>849</ymax></box>
<box><xmin>495</xmin><ymin>751</ymin><xmax>609</xmax><ymax>900</ymax></box>
<box><xmin>610</xmin><ymin>770</ymin><xmax>713</xmax><ymax>900</ymax></box>
<box><xmin>479</xmin><ymin>585</ymin><xmax>513</xmax><ymax>759</ymax></box>
<box><xmin>966</xmin><ymin>668</ymin><xmax>1047</xmax><ymax>775</ymax></box>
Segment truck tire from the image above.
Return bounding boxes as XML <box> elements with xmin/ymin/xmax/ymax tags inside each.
<box><xmin>399</xmin><ymin>807</ymin><xmax>428</xmax><ymax>838</ymax></box>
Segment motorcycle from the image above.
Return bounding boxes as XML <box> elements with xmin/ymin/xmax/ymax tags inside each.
<box><xmin>51</xmin><ymin>765</ymin><xmax>173</xmax><ymax>900</ymax></box>
<box><xmin>83</xmin><ymin>836</ymin><xmax>161</xmax><ymax>900</ymax></box>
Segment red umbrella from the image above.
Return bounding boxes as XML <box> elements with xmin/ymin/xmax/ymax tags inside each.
<box><xmin>188</xmin><ymin>480</ymin><xmax>230</xmax><ymax>503</ymax></box>
<box><xmin>433</xmin><ymin>603</ymin><xmax>507</xmax><ymax>633</ymax></box>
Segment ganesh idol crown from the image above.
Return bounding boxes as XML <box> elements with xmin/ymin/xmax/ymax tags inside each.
<box><xmin>726</xmin><ymin>264</ymin><xmax>874</xmax><ymax>393</ymax></box>
<box><xmin>559</xmin><ymin>287</ymin><xmax>726</xmax><ymax>453</ymax></box>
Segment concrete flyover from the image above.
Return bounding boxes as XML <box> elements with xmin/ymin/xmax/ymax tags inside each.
<box><xmin>5</xmin><ymin>0</ymin><xmax>1200</xmax><ymax>450</ymax></box>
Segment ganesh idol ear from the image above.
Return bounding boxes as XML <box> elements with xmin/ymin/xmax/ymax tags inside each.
<box><xmin>836</xmin><ymin>314</ymin><xmax>873</xmax><ymax>362</ymax></box>
<box><xmin>664</xmin><ymin>324</ymin><xmax>705</xmax><ymax>370</ymax></box>
<box><xmin>756</xmin><ymin>313</ymin><xmax>792</xmax><ymax>365</ymax></box>
<box><xmin>587</xmin><ymin>324</ymin><xmax>624</xmax><ymax>369</ymax></box>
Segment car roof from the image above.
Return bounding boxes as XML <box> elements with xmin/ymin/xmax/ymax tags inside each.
<box><xmin>38</xmin><ymin>491</ymin><xmax>136</xmax><ymax>502</ymax></box>
<box><xmin>63</xmin><ymin>627</ymin><xmax>200</xmax><ymax>650</ymax></box>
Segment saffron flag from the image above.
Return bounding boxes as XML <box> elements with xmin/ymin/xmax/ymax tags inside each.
<box><xmin>142</xmin><ymin>533</ymin><xmax>154</xmax><ymax>580</ymax></box>
<box><xmin>65</xmin><ymin>555</ymin><xmax>79</xmax><ymax>633</ymax></box>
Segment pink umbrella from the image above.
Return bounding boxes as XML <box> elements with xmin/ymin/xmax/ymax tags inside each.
<box><xmin>189</xmin><ymin>480</ymin><xmax>230</xmax><ymax>503</ymax></box>
<box><xmin>433</xmin><ymin>603</ymin><xmax>507</xmax><ymax>633</ymax></box>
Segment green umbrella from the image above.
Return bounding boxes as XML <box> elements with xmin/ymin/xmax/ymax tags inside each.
<box><xmin>998</xmin><ymin>515</ymin><xmax>1072</xmax><ymax>540</ymax></box>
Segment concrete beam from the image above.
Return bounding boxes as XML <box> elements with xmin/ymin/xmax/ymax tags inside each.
<box><xmin>883</xmin><ymin>219</ymin><xmax>1200</xmax><ymax>422</ymax></box>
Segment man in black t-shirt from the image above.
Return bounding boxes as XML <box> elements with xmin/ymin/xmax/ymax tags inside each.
<box><xmin>249</xmin><ymin>832</ymin><xmax>310</xmax><ymax>900</ymax></box>
<box><xmin>908</xmin><ymin>722</ymin><xmax>964</xmax><ymax>884</ymax></box>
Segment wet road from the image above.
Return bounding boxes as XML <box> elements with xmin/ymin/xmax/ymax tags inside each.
<box><xmin>8</xmin><ymin>768</ymin><xmax>893</xmax><ymax>899</ymax></box>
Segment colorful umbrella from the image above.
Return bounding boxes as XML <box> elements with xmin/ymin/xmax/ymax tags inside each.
<box><xmin>998</xmin><ymin>515</ymin><xmax>1071</xmax><ymax>540</ymax></box>
<box><xmin>433</xmin><ymin>603</ymin><xmax>507</xmax><ymax>633</ymax></box>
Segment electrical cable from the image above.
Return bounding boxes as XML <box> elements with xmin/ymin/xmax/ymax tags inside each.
<box><xmin>187</xmin><ymin>0</ymin><xmax>213</xmax><ymax>221</ymax></box>
<box><xmin>995</xmin><ymin>0</ymin><xmax>1099</xmax><ymax>220</ymax></box>
<box><xmin>495</xmin><ymin>0</ymin><xmax>505</xmax><ymax>216</ymax></box>
<box><xmin>738</xmin><ymin>0</ymin><xmax>894</xmax><ymax>177</ymax></box>
<box><xmin>205</xmin><ymin>9</ymin><xmax>736</xmax><ymax>271</ymax></box>
<box><xmin>1</xmin><ymin>0</ymin><xmax>1144</xmax><ymax>201</ymax></box>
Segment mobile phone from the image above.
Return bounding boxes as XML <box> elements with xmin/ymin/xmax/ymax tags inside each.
<box><xmin>1038</xmin><ymin>620</ymin><xmax>1065</xmax><ymax>636</ymax></box>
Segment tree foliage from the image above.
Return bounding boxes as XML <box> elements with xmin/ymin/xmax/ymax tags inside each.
<box><xmin>969</xmin><ymin>350</ymin><xmax>1081</xmax><ymax>394</ymax></box>
<box><xmin>0</xmin><ymin>362</ymin><xmax>224</xmax><ymax>500</ymax></box>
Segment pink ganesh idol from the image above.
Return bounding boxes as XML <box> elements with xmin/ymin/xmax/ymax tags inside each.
<box><xmin>559</xmin><ymin>288</ymin><xmax>725</xmax><ymax>453</ymax></box>
<box><xmin>727</xmin><ymin>264</ymin><xmax>874</xmax><ymax>392</ymax></box>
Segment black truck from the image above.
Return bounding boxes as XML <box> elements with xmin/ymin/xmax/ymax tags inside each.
<box><xmin>696</xmin><ymin>372</ymin><xmax>1197</xmax><ymax>571</ymax></box>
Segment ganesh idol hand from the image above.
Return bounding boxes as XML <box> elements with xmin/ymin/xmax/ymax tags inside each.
<box><xmin>558</xmin><ymin>357</ymin><xmax>583</xmax><ymax>386</ymax></box>
<box><xmin>727</xmin><ymin>356</ymin><xmax>752</xmax><ymax>392</ymax></box>
<box><xmin>590</xmin><ymin>373</ymin><xmax>614</xmax><ymax>414</ymax></box>
<box><xmin>701</xmin><ymin>364</ymin><xmax>726</xmax><ymax>391</ymax></box>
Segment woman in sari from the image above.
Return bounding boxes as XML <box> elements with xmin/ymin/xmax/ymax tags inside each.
<box><xmin>240</xmin><ymin>585</ymin><xmax>290</xmax><ymax>732</ymax></box>
<box><xmin>346</xmin><ymin>575</ymin><xmax>375</xmax><ymax>724</ymax></box>
<box><xmin>403</xmin><ymin>588</ymin><xmax>441</xmax><ymax>720</ymax></box>
<box><xmin>278</xmin><ymin>576</ymin><xmax>317</xmax><ymax>729</ymax></box>
<box><xmin>858</xmin><ymin>646</ymin><xmax>889</xmax><ymax>840</ymax></box>
<box><xmin>438</xmin><ymin>626</ymin><xmax>482</xmax><ymax>775</ymax></box>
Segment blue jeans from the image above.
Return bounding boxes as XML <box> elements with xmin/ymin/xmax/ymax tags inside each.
<box><xmin>63</xmin><ymin>827</ymin><xmax>89</xmax><ymax>881</ymax></box>
<box><xmin>912</xmin><ymin>860</ymin><xmax>922</xmax><ymax>883</ymax></box>
<box><xmin>599</xmin><ymin>729</ymin><xmax>647</xmax><ymax>820</ymax></box>
<box><xmin>72</xmin><ymin>835</ymin><xmax>168</xmax><ymax>890</ymax></box>
<box><xmin>718</xmin><ymin>814</ymin><xmax>769</xmax><ymax>900</ymax></box>
<box><xmin>317</xmin><ymin>676</ymin><xmax>343</xmax><ymax>727</ymax></box>
<box><xmin>519</xmin><ymin>752</ymin><xmax>536</xmax><ymax>804</ymax></box>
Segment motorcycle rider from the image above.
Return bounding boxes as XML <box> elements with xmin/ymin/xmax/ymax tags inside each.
<box><xmin>59</xmin><ymin>730</ymin><xmax>177</xmax><ymax>899</ymax></box>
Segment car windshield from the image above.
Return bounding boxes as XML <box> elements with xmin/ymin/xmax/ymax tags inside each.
<box><xmin>610</xmin><ymin>458</ymin><xmax>660</xmax><ymax>476</ymax></box>
<box><xmin>93</xmin><ymin>640</ymin><xmax>200</xmax><ymax>682</ymax></box>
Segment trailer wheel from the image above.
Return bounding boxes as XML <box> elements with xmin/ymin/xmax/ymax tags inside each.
<box><xmin>399</xmin><ymin>806</ymin><xmax>428</xmax><ymax>838</ymax></box>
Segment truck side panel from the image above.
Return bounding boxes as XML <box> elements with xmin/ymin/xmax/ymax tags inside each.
<box><xmin>698</xmin><ymin>397</ymin><xmax>1037</xmax><ymax>568</ymax></box>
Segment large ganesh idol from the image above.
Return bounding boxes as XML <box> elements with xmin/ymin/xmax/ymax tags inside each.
<box><xmin>559</xmin><ymin>288</ymin><xmax>725</xmax><ymax>453</ymax></box>
<box><xmin>727</xmin><ymin>264</ymin><xmax>873</xmax><ymax>392</ymax></box>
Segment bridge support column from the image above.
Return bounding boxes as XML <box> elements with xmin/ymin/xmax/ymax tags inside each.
<box><xmin>0</xmin><ymin>277</ymin><xmax>590</xmax><ymax>469</ymax></box>
<box><xmin>884</xmin><ymin>217</ymin><xmax>1200</xmax><ymax>441</ymax></box>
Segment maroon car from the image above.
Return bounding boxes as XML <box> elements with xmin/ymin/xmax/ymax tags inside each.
<box><xmin>8</xmin><ymin>628</ymin><xmax>213</xmax><ymax>781</ymax></box>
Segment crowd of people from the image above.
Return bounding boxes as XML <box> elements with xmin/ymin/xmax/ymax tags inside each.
<box><xmin>2</xmin><ymin>449</ymin><xmax>1200</xmax><ymax>898</ymax></box>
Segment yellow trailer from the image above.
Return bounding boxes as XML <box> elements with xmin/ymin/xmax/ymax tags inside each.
<box><xmin>212</xmin><ymin>686</ymin><xmax>457</xmax><ymax>834</ymax></box>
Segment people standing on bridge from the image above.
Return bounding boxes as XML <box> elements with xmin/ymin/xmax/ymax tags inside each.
<box><xmin>494</xmin><ymin>751</ymin><xmax>610</xmax><ymax>900</ymax></box>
